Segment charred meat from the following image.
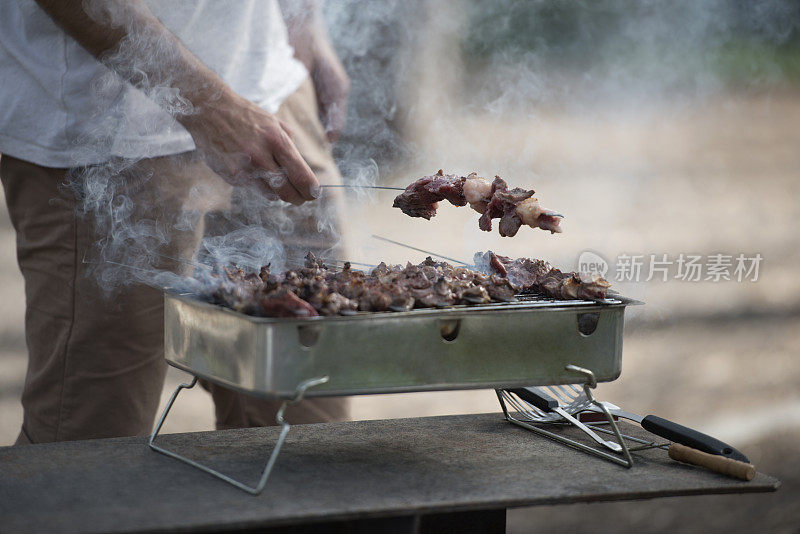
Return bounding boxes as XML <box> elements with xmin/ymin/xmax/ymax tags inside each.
<box><xmin>475</xmin><ymin>251</ymin><xmax>612</xmax><ymax>300</ymax></box>
<box><xmin>203</xmin><ymin>251</ymin><xmax>610</xmax><ymax>319</ymax></box>
<box><xmin>394</xmin><ymin>170</ymin><xmax>563</xmax><ymax>236</ymax></box>
<box><xmin>392</xmin><ymin>170</ymin><xmax>467</xmax><ymax>219</ymax></box>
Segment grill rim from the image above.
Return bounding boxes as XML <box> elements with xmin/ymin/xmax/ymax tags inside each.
<box><xmin>164</xmin><ymin>289</ymin><xmax>640</xmax><ymax>326</ymax></box>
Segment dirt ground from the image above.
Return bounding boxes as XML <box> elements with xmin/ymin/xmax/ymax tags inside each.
<box><xmin>1</xmin><ymin>89</ymin><xmax>798</xmax><ymax>532</ymax></box>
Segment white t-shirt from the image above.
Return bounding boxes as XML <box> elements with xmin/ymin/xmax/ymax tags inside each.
<box><xmin>0</xmin><ymin>0</ymin><xmax>308</xmax><ymax>168</ymax></box>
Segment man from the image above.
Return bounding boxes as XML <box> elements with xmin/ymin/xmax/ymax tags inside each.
<box><xmin>0</xmin><ymin>0</ymin><xmax>350</xmax><ymax>444</ymax></box>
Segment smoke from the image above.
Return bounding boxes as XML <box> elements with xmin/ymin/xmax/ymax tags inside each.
<box><xmin>344</xmin><ymin>0</ymin><xmax>799</xmax><ymax>266</ymax></box>
<box><xmin>71</xmin><ymin>0</ymin><xmax>356</xmax><ymax>296</ymax></box>
<box><xmin>322</xmin><ymin>0</ymin><xmax>421</xmax><ymax>168</ymax></box>
<box><xmin>65</xmin><ymin>0</ymin><xmax>800</xmax><ymax>297</ymax></box>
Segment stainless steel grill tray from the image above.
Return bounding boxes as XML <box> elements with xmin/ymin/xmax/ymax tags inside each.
<box><xmin>164</xmin><ymin>292</ymin><xmax>635</xmax><ymax>399</ymax></box>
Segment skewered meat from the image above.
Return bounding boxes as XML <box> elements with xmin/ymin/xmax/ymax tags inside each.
<box><xmin>391</xmin><ymin>171</ymin><xmax>467</xmax><ymax>219</ymax></box>
<box><xmin>475</xmin><ymin>251</ymin><xmax>611</xmax><ymax>300</ymax></box>
<box><xmin>394</xmin><ymin>170</ymin><xmax>563</xmax><ymax>236</ymax></box>
<box><xmin>202</xmin><ymin>251</ymin><xmax>611</xmax><ymax>319</ymax></box>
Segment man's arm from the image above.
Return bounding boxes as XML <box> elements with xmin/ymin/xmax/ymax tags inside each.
<box><xmin>35</xmin><ymin>0</ymin><xmax>319</xmax><ymax>205</ymax></box>
<box><xmin>279</xmin><ymin>0</ymin><xmax>349</xmax><ymax>143</ymax></box>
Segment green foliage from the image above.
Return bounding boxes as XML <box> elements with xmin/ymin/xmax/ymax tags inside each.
<box><xmin>461</xmin><ymin>0</ymin><xmax>800</xmax><ymax>87</ymax></box>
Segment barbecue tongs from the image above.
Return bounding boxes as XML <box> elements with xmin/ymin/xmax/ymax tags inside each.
<box><xmin>506</xmin><ymin>386</ymin><xmax>750</xmax><ymax>463</ymax></box>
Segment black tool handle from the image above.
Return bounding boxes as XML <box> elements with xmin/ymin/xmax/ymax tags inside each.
<box><xmin>507</xmin><ymin>387</ymin><xmax>558</xmax><ymax>412</ymax></box>
<box><xmin>641</xmin><ymin>415</ymin><xmax>750</xmax><ymax>463</ymax></box>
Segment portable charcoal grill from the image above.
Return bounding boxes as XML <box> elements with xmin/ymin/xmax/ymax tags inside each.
<box><xmin>150</xmin><ymin>289</ymin><xmax>642</xmax><ymax>494</ymax></box>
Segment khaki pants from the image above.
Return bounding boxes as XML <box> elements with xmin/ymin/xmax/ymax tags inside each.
<box><xmin>1</xmin><ymin>79</ymin><xmax>348</xmax><ymax>445</ymax></box>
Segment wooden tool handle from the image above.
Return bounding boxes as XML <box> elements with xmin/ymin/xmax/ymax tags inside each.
<box><xmin>668</xmin><ymin>443</ymin><xmax>755</xmax><ymax>481</ymax></box>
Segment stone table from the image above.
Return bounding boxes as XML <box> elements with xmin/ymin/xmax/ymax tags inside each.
<box><xmin>0</xmin><ymin>413</ymin><xmax>779</xmax><ymax>533</ymax></box>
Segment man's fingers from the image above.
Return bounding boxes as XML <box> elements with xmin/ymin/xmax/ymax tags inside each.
<box><xmin>279</xmin><ymin>119</ymin><xmax>295</xmax><ymax>140</ymax></box>
<box><xmin>322</xmin><ymin>101</ymin><xmax>347</xmax><ymax>143</ymax></box>
<box><xmin>247</xmin><ymin>119</ymin><xmax>317</xmax><ymax>204</ymax></box>
<box><xmin>324</xmin><ymin>112</ymin><xmax>343</xmax><ymax>142</ymax></box>
<box><xmin>314</xmin><ymin>53</ymin><xmax>349</xmax><ymax>144</ymax></box>
<box><xmin>248</xmin><ymin>167</ymin><xmax>279</xmax><ymax>200</ymax></box>
<box><xmin>262</xmin><ymin>168</ymin><xmax>305</xmax><ymax>205</ymax></box>
<box><xmin>275</xmin><ymin>141</ymin><xmax>320</xmax><ymax>202</ymax></box>
<box><xmin>249</xmin><ymin>152</ymin><xmax>300</xmax><ymax>204</ymax></box>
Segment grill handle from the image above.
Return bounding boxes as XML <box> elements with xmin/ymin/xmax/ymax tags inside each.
<box><xmin>641</xmin><ymin>415</ymin><xmax>750</xmax><ymax>463</ymax></box>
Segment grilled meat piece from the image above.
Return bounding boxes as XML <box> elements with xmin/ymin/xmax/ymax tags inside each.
<box><xmin>257</xmin><ymin>289</ymin><xmax>319</xmax><ymax>318</ymax></box>
<box><xmin>295</xmin><ymin>278</ymin><xmax>358</xmax><ymax>316</ymax></box>
<box><xmin>395</xmin><ymin>171</ymin><xmax>563</xmax><ymax>236</ymax></box>
<box><xmin>481</xmin><ymin>275</ymin><xmax>517</xmax><ymax>302</ymax></box>
<box><xmin>478</xmin><ymin>178</ymin><xmax>535</xmax><ymax>237</ymax></box>
<box><xmin>516</xmin><ymin>198</ymin><xmax>563</xmax><ymax>233</ymax></box>
<box><xmin>457</xmin><ymin>285</ymin><xmax>490</xmax><ymax>305</ymax></box>
<box><xmin>479</xmin><ymin>252</ymin><xmax>551</xmax><ymax>289</ymax></box>
<box><xmin>392</xmin><ymin>170</ymin><xmax>467</xmax><ymax>219</ymax></box>
<box><xmin>462</xmin><ymin>171</ymin><xmax>492</xmax><ymax>212</ymax></box>
<box><xmin>477</xmin><ymin>251</ymin><xmax>611</xmax><ymax>300</ymax></box>
<box><xmin>317</xmin><ymin>292</ymin><xmax>359</xmax><ymax>316</ymax></box>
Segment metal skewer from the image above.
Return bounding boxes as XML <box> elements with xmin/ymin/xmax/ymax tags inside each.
<box><xmin>320</xmin><ymin>184</ymin><xmax>405</xmax><ymax>191</ymax></box>
<box><xmin>371</xmin><ymin>235</ymin><xmax>470</xmax><ymax>266</ymax></box>
<box><xmin>323</xmin><ymin>259</ymin><xmax>378</xmax><ymax>270</ymax></box>
<box><xmin>320</xmin><ymin>186</ymin><xmax>565</xmax><ymax>221</ymax></box>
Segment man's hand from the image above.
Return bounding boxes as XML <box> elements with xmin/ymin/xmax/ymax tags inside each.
<box><xmin>312</xmin><ymin>43</ymin><xmax>350</xmax><ymax>143</ymax></box>
<box><xmin>281</xmin><ymin>1</ymin><xmax>350</xmax><ymax>143</ymax></box>
<box><xmin>35</xmin><ymin>0</ymin><xmax>319</xmax><ymax>205</ymax></box>
<box><xmin>183</xmin><ymin>88</ymin><xmax>319</xmax><ymax>205</ymax></box>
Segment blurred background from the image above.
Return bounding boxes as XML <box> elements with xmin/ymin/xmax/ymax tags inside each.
<box><xmin>1</xmin><ymin>0</ymin><xmax>799</xmax><ymax>531</ymax></box>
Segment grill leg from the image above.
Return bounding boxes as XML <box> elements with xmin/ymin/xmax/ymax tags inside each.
<box><xmin>149</xmin><ymin>375</ymin><xmax>329</xmax><ymax>495</ymax></box>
